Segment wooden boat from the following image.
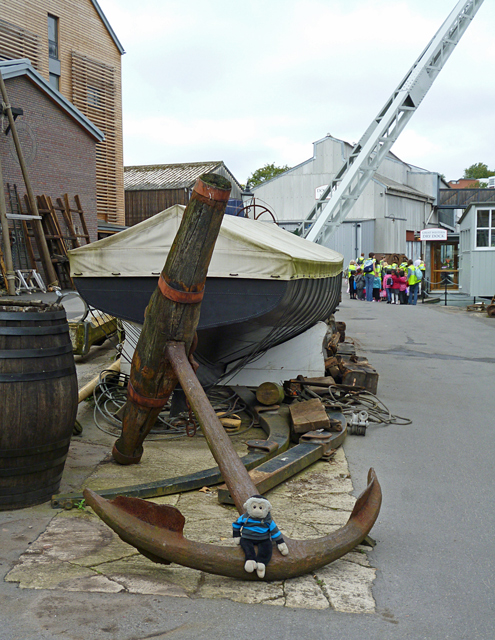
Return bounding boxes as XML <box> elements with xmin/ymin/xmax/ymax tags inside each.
<box><xmin>69</xmin><ymin>205</ymin><xmax>343</xmax><ymax>381</ymax></box>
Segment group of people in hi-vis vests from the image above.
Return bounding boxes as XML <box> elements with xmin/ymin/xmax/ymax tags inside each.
<box><xmin>347</xmin><ymin>252</ymin><xmax>426</xmax><ymax>305</ymax></box>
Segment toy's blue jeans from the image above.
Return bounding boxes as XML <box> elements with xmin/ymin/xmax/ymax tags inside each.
<box><xmin>365</xmin><ymin>274</ymin><xmax>374</xmax><ymax>301</ymax></box>
<box><xmin>240</xmin><ymin>536</ymin><xmax>273</xmax><ymax>565</ymax></box>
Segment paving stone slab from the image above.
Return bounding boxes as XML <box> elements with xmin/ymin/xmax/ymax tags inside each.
<box><xmin>96</xmin><ymin>556</ymin><xmax>201</xmax><ymax>597</ymax></box>
<box><xmin>316</xmin><ymin>558</ymin><xmax>377</xmax><ymax>614</ymax></box>
<box><xmin>198</xmin><ymin>573</ymin><xmax>285</xmax><ymax>605</ymax></box>
<box><xmin>284</xmin><ymin>574</ymin><xmax>330</xmax><ymax>609</ymax></box>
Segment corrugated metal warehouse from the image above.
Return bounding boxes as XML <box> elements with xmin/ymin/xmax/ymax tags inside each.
<box><xmin>249</xmin><ymin>134</ymin><xmax>446</xmax><ymax>263</ymax></box>
<box><xmin>124</xmin><ymin>161</ymin><xmax>243</xmax><ymax>226</ymax></box>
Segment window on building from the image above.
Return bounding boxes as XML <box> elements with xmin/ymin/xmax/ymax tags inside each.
<box><xmin>87</xmin><ymin>85</ymin><xmax>101</xmax><ymax>107</ymax></box>
<box><xmin>72</xmin><ymin>52</ymin><xmax>118</xmax><ymax>223</ymax></box>
<box><xmin>47</xmin><ymin>14</ymin><xmax>58</xmax><ymax>59</ymax></box>
<box><xmin>49</xmin><ymin>72</ymin><xmax>59</xmax><ymax>91</ymax></box>
<box><xmin>476</xmin><ymin>209</ymin><xmax>495</xmax><ymax>248</ymax></box>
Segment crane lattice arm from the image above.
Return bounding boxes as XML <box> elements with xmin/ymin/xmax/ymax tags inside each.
<box><xmin>301</xmin><ymin>0</ymin><xmax>485</xmax><ymax>245</ymax></box>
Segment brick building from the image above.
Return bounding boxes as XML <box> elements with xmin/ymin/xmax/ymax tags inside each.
<box><xmin>0</xmin><ymin>60</ymin><xmax>104</xmax><ymax>282</ymax></box>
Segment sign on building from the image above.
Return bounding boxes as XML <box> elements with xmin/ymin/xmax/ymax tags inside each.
<box><xmin>315</xmin><ymin>185</ymin><xmax>331</xmax><ymax>200</ymax></box>
<box><xmin>420</xmin><ymin>228</ymin><xmax>448</xmax><ymax>241</ymax></box>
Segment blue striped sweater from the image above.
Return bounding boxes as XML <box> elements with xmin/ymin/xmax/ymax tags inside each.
<box><xmin>232</xmin><ymin>513</ymin><xmax>284</xmax><ymax>542</ymax></box>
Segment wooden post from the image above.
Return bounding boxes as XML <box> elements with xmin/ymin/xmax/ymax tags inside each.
<box><xmin>112</xmin><ymin>173</ymin><xmax>231</xmax><ymax>464</ymax></box>
<box><xmin>0</xmin><ymin>71</ymin><xmax>59</xmax><ymax>287</ymax></box>
<box><xmin>0</xmin><ymin>157</ymin><xmax>15</xmax><ymax>295</ymax></box>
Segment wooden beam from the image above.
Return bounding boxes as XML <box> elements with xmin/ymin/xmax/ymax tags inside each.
<box><xmin>0</xmin><ymin>157</ymin><xmax>15</xmax><ymax>294</ymax></box>
<box><xmin>113</xmin><ymin>173</ymin><xmax>231</xmax><ymax>465</ymax></box>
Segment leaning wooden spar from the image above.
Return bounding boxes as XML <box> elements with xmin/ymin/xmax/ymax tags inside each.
<box><xmin>112</xmin><ymin>173</ymin><xmax>231</xmax><ymax>465</ymax></box>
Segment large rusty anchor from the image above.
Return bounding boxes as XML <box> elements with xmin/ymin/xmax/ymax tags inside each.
<box><xmin>83</xmin><ymin>173</ymin><xmax>381</xmax><ymax>579</ymax></box>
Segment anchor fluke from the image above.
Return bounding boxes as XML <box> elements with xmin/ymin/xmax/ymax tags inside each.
<box><xmin>83</xmin><ymin>467</ymin><xmax>381</xmax><ymax>580</ymax></box>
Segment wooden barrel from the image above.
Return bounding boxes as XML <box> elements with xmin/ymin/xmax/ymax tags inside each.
<box><xmin>0</xmin><ymin>300</ymin><xmax>78</xmax><ymax>509</ymax></box>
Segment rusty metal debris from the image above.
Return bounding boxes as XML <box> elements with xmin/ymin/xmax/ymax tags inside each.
<box><xmin>69</xmin><ymin>313</ymin><xmax>118</xmax><ymax>357</ymax></box>
<box><xmin>51</xmin><ymin>391</ymin><xmax>290</xmax><ymax>509</ymax></box>
<box><xmin>217</xmin><ymin>408</ymin><xmax>347</xmax><ymax>505</ymax></box>
<box><xmin>83</xmin><ymin>467</ymin><xmax>381</xmax><ymax>580</ymax></box>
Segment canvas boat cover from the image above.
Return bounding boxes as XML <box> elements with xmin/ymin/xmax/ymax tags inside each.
<box><xmin>69</xmin><ymin>205</ymin><xmax>343</xmax><ymax>281</ymax></box>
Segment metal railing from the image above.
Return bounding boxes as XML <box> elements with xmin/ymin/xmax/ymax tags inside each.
<box><xmin>421</xmin><ymin>274</ymin><xmax>461</xmax><ymax>306</ymax></box>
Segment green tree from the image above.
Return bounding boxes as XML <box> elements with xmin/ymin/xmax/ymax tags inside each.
<box><xmin>246</xmin><ymin>163</ymin><xmax>291</xmax><ymax>188</ymax></box>
<box><xmin>463</xmin><ymin>162</ymin><xmax>495</xmax><ymax>180</ymax></box>
<box><xmin>462</xmin><ymin>180</ymin><xmax>487</xmax><ymax>189</ymax></box>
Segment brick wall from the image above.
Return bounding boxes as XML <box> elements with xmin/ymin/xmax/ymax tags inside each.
<box><xmin>0</xmin><ymin>75</ymin><xmax>98</xmax><ymax>243</ymax></box>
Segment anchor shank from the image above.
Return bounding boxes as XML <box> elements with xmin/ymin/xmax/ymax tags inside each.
<box><xmin>166</xmin><ymin>341</ymin><xmax>258</xmax><ymax>512</ymax></box>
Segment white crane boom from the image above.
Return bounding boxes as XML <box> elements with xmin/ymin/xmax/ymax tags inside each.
<box><xmin>302</xmin><ymin>0</ymin><xmax>485</xmax><ymax>245</ymax></box>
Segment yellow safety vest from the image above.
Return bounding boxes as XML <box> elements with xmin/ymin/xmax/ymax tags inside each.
<box><xmin>407</xmin><ymin>266</ymin><xmax>420</xmax><ymax>285</ymax></box>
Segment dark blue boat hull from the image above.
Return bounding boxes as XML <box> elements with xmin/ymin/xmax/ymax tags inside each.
<box><xmin>74</xmin><ymin>273</ymin><xmax>342</xmax><ymax>380</ymax></box>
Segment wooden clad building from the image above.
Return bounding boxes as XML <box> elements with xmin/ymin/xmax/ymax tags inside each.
<box><xmin>0</xmin><ymin>0</ymin><xmax>125</xmax><ymax>225</ymax></box>
<box><xmin>124</xmin><ymin>162</ymin><xmax>244</xmax><ymax>227</ymax></box>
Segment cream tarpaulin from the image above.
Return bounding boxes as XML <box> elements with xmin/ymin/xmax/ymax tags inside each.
<box><xmin>69</xmin><ymin>205</ymin><xmax>343</xmax><ymax>281</ymax></box>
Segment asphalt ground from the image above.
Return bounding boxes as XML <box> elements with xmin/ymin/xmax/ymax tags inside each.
<box><xmin>340</xmin><ymin>294</ymin><xmax>495</xmax><ymax>638</ymax></box>
<box><xmin>1</xmin><ymin>290</ymin><xmax>494</xmax><ymax>639</ymax></box>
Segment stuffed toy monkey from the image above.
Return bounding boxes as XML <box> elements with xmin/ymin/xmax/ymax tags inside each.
<box><xmin>232</xmin><ymin>494</ymin><xmax>289</xmax><ymax>578</ymax></box>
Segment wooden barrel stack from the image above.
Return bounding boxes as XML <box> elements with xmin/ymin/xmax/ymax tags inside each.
<box><xmin>0</xmin><ymin>299</ymin><xmax>78</xmax><ymax>509</ymax></box>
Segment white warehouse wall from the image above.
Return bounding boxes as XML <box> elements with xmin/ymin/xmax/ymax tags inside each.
<box><xmin>251</xmin><ymin>134</ymin><xmax>438</xmax><ymax>255</ymax></box>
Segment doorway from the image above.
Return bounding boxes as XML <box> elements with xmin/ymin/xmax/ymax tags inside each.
<box><xmin>430</xmin><ymin>241</ymin><xmax>459</xmax><ymax>290</ymax></box>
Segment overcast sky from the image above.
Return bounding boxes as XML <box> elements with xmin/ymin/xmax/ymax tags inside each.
<box><xmin>98</xmin><ymin>0</ymin><xmax>495</xmax><ymax>184</ymax></box>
